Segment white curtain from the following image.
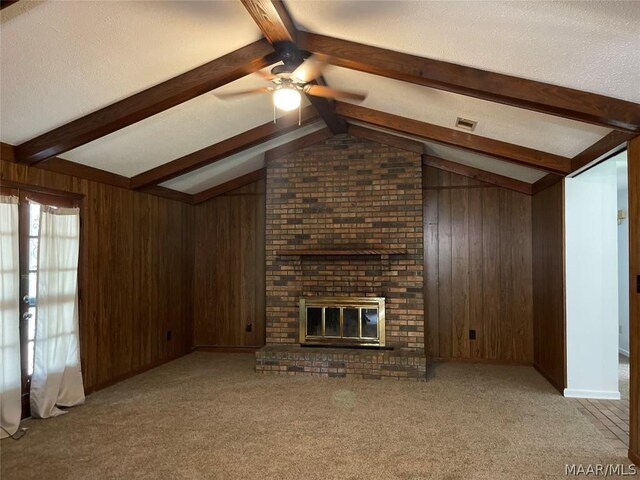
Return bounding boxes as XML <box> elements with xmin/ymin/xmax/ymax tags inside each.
<box><xmin>0</xmin><ymin>195</ymin><xmax>21</xmax><ymax>438</ymax></box>
<box><xmin>30</xmin><ymin>205</ymin><xmax>84</xmax><ymax>418</ymax></box>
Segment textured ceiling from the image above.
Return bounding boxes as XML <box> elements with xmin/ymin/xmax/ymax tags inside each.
<box><xmin>0</xmin><ymin>0</ymin><xmax>262</xmax><ymax>144</ymax></box>
<box><xmin>60</xmin><ymin>70</ymin><xmax>309</xmax><ymax>177</ymax></box>
<box><xmin>0</xmin><ymin>0</ymin><xmax>636</xmax><ymax>192</ymax></box>
<box><xmin>161</xmin><ymin>121</ymin><xmax>326</xmax><ymax>194</ymax></box>
<box><xmin>349</xmin><ymin>121</ymin><xmax>548</xmax><ymax>184</ymax></box>
<box><xmin>423</xmin><ymin>142</ymin><xmax>547</xmax><ymax>184</ymax></box>
<box><xmin>287</xmin><ymin>0</ymin><xmax>640</xmax><ymax>102</ymax></box>
<box><xmin>325</xmin><ymin>66</ymin><xmax>609</xmax><ymax>158</ymax></box>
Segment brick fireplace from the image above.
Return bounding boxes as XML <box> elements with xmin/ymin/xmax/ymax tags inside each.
<box><xmin>255</xmin><ymin>134</ymin><xmax>426</xmax><ymax>380</ymax></box>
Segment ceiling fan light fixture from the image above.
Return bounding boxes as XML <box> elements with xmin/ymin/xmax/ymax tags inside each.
<box><xmin>273</xmin><ymin>85</ymin><xmax>301</xmax><ymax>112</ymax></box>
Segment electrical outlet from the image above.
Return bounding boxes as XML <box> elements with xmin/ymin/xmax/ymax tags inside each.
<box><xmin>469</xmin><ymin>329</ymin><xmax>476</xmax><ymax>340</ymax></box>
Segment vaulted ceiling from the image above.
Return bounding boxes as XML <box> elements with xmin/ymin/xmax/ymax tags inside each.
<box><xmin>1</xmin><ymin>0</ymin><xmax>639</xmax><ymax>203</ymax></box>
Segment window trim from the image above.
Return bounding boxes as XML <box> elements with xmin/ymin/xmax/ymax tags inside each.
<box><xmin>1</xmin><ymin>182</ymin><xmax>83</xmax><ymax>419</ymax></box>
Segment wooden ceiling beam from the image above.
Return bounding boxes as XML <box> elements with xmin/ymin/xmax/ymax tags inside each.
<box><xmin>194</xmin><ymin>126</ymin><xmax>332</xmax><ymax>204</ymax></box>
<box><xmin>347</xmin><ymin>124</ymin><xmax>424</xmax><ymax>154</ymax></box>
<box><xmin>1</xmin><ymin>142</ymin><xmax>16</xmax><ymax>162</ymax></box>
<box><xmin>2</xmin><ymin>141</ymin><xmax>130</xmax><ymax>189</ymax></box>
<box><xmin>336</xmin><ymin>102</ymin><xmax>571</xmax><ymax>175</ymax></box>
<box><xmin>1</xmin><ymin>142</ymin><xmax>194</xmax><ymax>204</ymax></box>
<box><xmin>129</xmin><ymin>106</ymin><xmax>319</xmax><ymax>190</ymax></box>
<box><xmin>299</xmin><ymin>32</ymin><xmax>640</xmax><ymax>134</ymax></box>
<box><xmin>193</xmin><ymin>168</ymin><xmax>266</xmax><ymax>204</ymax></box>
<box><xmin>240</xmin><ymin>0</ymin><xmax>297</xmax><ymax>43</ymax></box>
<box><xmin>0</xmin><ymin>1</ymin><xmax>20</xmax><ymax>10</ymax></box>
<box><xmin>141</xmin><ymin>186</ymin><xmax>194</xmax><ymax>205</ymax></box>
<box><xmin>15</xmin><ymin>39</ymin><xmax>276</xmax><ymax>165</ymax></box>
<box><xmin>240</xmin><ymin>0</ymin><xmax>347</xmax><ymax>134</ymax></box>
<box><xmin>303</xmin><ymin>76</ymin><xmax>347</xmax><ymax>134</ymax></box>
<box><xmin>531</xmin><ymin>173</ymin><xmax>564</xmax><ymax>195</ymax></box>
<box><xmin>38</xmin><ymin>158</ymin><xmax>131</xmax><ymax>190</ymax></box>
<box><xmin>571</xmin><ymin>130</ymin><xmax>637</xmax><ymax>173</ymax></box>
<box><xmin>423</xmin><ymin>155</ymin><xmax>533</xmax><ymax>195</ymax></box>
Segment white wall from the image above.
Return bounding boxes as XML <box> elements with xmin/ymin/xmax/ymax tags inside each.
<box><xmin>564</xmin><ymin>158</ymin><xmax>620</xmax><ymax>399</ymax></box>
<box><xmin>617</xmin><ymin>153</ymin><xmax>630</xmax><ymax>356</ymax></box>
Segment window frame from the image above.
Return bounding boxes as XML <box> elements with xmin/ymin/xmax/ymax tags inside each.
<box><xmin>0</xmin><ymin>182</ymin><xmax>82</xmax><ymax>419</ymax></box>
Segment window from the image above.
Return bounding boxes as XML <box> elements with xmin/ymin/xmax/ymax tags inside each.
<box><xmin>1</xmin><ymin>184</ymin><xmax>81</xmax><ymax>418</ymax></box>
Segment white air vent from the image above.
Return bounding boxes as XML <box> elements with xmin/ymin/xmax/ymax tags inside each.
<box><xmin>455</xmin><ymin>117</ymin><xmax>477</xmax><ymax>131</ymax></box>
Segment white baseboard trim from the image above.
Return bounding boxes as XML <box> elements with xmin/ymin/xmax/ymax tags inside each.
<box><xmin>619</xmin><ymin>348</ymin><xmax>630</xmax><ymax>357</ymax></box>
<box><xmin>564</xmin><ymin>388</ymin><xmax>621</xmax><ymax>400</ymax></box>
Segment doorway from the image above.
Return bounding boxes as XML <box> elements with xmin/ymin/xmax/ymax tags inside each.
<box><xmin>616</xmin><ymin>153</ymin><xmax>631</xmax><ymax>443</ymax></box>
<box><xmin>566</xmin><ymin>151</ymin><xmax>630</xmax><ymax>450</ymax></box>
<box><xmin>564</xmin><ymin>153</ymin><xmax>622</xmax><ymax>400</ymax></box>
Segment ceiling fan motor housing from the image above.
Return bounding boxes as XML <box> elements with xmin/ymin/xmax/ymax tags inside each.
<box><xmin>271</xmin><ymin>64</ymin><xmax>297</xmax><ymax>78</ymax></box>
<box><xmin>272</xmin><ymin>41</ymin><xmax>306</xmax><ymax>68</ymax></box>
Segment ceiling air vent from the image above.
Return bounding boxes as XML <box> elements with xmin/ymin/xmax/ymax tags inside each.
<box><xmin>455</xmin><ymin>117</ymin><xmax>477</xmax><ymax>131</ymax></box>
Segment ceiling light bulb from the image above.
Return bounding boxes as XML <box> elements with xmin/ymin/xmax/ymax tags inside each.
<box><xmin>273</xmin><ymin>86</ymin><xmax>301</xmax><ymax>112</ymax></box>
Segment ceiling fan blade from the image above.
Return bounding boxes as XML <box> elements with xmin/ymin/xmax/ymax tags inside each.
<box><xmin>214</xmin><ymin>87</ymin><xmax>272</xmax><ymax>99</ymax></box>
<box><xmin>304</xmin><ymin>85</ymin><xmax>366</xmax><ymax>102</ymax></box>
<box><xmin>292</xmin><ymin>54</ymin><xmax>329</xmax><ymax>83</ymax></box>
<box><xmin>254</xmin><ymin>69</ymin><xmax>277</xmax><ymax>81</ymax></box>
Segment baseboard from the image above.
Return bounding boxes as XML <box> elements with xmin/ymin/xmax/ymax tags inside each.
<box><xmin>620</xmin><ymin>348</ymin><xmax>630</xmax><ymax>357</ymax></box>
<box><xmin>533</xmin><ymin>362</ymin><xmax>564</xmax><ymax>394</ymax></box>
<box><xmin>629</xmin><ymin>449</ymin><xmax>640</xmax><ymax>467</ymax></box>
<box><xmin>84</xmin><ymin>350</ymin><xmax>190</xmax><ymax>395</ymax></box>
<box><xmin>564</xmin><ymin>388</ymin><xmax>621</xmax><ymax>400</ymax></box>
<box><xmin>429</xmin><ymin>356</ymin><xmax>532</xmax><ymax>367</ymax></box>
<box><xmin>193</xmin><ymin>345</ymin><xmax>261</xmax><ymax>353</ymax></box>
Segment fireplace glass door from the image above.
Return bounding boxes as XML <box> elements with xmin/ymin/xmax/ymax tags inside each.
<box><xmin>299</xmin><ymin>297</ymin><xmax>385</xmax><ymax>347</ymax></box>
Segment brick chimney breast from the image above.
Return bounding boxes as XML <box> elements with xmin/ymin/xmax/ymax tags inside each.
<box><xmin>258</xmin><ymin>134</ymin><xmax>426</xmax><ymax>380</ymax></box>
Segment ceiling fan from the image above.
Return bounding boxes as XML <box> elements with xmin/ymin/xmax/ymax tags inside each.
<box><xmin>215</xmin><ymin>48</ymin><xmax>366</xmax><ymax>116</ymax></box>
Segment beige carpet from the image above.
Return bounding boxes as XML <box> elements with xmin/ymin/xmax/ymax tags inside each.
<box><xmin>0</xmin><ymin>353</ymin><xmax>632</xmax><ymax>479</ymax></box>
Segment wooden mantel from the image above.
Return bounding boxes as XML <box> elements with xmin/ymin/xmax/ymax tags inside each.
<box><xmin>277</xmin><ymin>248</ymin><xmax>408</xmax><ymax>257</ymax></box>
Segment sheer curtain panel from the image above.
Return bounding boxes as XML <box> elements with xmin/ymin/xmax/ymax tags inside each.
<box><xmin>0</xmin><ymin>196</ymin><xmax>21</xmax><ymax>438</ymax></box>
<box><xmin>30</xmin><ymin>205</ymin><xmax>84</xmax><ymax>418</ymax></box>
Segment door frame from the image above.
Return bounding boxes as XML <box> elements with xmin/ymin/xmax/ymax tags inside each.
<box><xmin>628</xmin><ymin>136</ymin><xmax>639</xmax><ymax>465</ymax></box>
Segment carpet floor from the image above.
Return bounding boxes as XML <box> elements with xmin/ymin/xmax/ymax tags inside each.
<box><xmin>0</xmin><ymin>353</ymin><xmax>632</xmax><ymax>479</ymax></box>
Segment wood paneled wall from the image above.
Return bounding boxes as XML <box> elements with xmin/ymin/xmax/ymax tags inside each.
<box><xmin>531</xmin><ymin>181</ymin><xmax>566</xmax><ymax>392</ymax></box>
<box><xmin>0</xmin><ymin>159</ymin><xmax>194</xmax><ymax>392</ymax></box>
<box><xmin>423</xmin><ymin>166</ymin><xmax>534</xmax><ymax>364</ymax></box>
<box><xmin>628</xmin><ymin>137</ymin><xmax>640</xmax><ymax>465</ymax></box>
<box><xmin>194</xmin><ymin>179</ymin><xmax>266</xmax><ymax>348</ymax></box>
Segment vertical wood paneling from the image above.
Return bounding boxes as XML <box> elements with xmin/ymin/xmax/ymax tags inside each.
<box><xmin>424</xmin><ymin>169</ymin><xmax>533</xmax><ymax>364</ymax></box>
<box><xmin>627</xmin><ymin>137</ymin><xmax>639</xmax><ymax>465</ymax></box>
<box><xmin>253</xmin><ymin>188</ymin><xmax>266</xmax><ymax>347</ymax></box>
<box><xmin>532</xmin><ymin>181</ymin><xmax>566</xmax><ymax>391</ymax></box>
<box><xmin>498</xmin><ymin>189</ymin><xmax>513</xmax><ymax>361</ymax></box>
<box><xmin>194</xmin><ymin>179</ymin><xmax>266</xmax><ymax>347</ymax></box>
<box><xmin>0</xmin><ymin>159</ymin><xmax>194</xmax><ymax>393</ymax></box>
<box><xmin>512</xmin><ymin>192</ymin><xmax>534</xmax><ymax>363</ymax></box>
<box><xmin>81</xmin><ymin>181</ymin><xmax>96</xmax><ymax>389</ymax></box>
<box><xmin>437</xmin><ymin>171</ymin><xmax>453</xmax><ymax>358</ymax></box>
<box><xmin>451</xmin><ymin>176</ymin><xmax>470</xmax><ymax>358</ymax></box>
<box><xmin>182</xmin><ymin>201</ymin><xmax>195</xmax><ymax>354</ymax></box>
<box><xmin>482</xmin><ymin>188</ymin><xmax>501</xmax><ymax>361</ymax></box>
<box><xmin>468</xmin><ymin>187</ymin><xmax>484</xmax><ymax>359</ymax></box>
<box><xmin>424</xmin><ymin>167</ymin><xmax>440</xmax><ymax>357</ymax></box>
